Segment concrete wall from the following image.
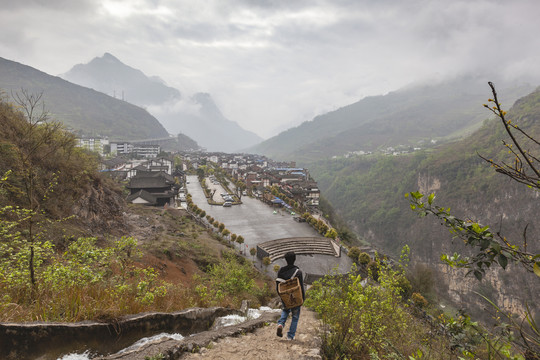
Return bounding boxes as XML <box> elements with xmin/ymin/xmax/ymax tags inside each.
<box><xmin>0</xmin><ymin>307</ymin><xmax>238</xmax><ymax>360</ymax></box>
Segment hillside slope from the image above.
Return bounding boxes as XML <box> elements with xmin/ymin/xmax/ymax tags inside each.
<box><xmin>0</xmin><ymin>57</ymin><xmax>169</xmax><ymax>140</ymax></box>
<box><xmin>250</xmin><ymin>77</ymin><xmax>534</xmax><ymax>162</ymax></box>
<box><xmin>309</xmin><ymin>85</ymin><xmax>540</xmax><ymax>319</ymax></box>
<box><xmin>0</xmin><ymin>96</ymin><xmax>272</xmax><ymax>328</ymax></box>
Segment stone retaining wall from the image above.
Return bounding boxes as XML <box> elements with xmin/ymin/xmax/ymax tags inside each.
<box><xmin>104</xmin><ymin>311</ymin><xmax>281</xmax><ymax>359</ymax></box>
<box><xmin>0</xmin><ymin>307</ymin><xmax>239</xmax><ymax>360</ymax></box>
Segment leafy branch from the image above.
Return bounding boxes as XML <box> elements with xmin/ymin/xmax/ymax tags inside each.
<box><xmin>406</xmin><ymin>82</ymin><xmax>540</xmax><ymax>281</ymax></box>
<box><xmin>406</xmin><ymin>191</ymin><xmax>539</xmax><ymax>280</ymax></box>
<box><xmin>478</xmin><ymin>81</ymin><xmax>540</xmax><ymax>188</ymax></box>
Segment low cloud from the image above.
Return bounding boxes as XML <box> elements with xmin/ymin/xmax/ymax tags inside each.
<box><xmin>146</xmin><ymin>96</ymin><xmax>202</xmax><ymax>119</ymax></box>
<box><xmin>2</xmin><ymin>0</ymin><xmax>540</xmax><ymax>138</ymax></box>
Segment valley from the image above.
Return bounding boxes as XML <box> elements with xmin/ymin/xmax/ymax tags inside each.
<box><xmin>1</xmin><ymin>53</ymin><xmax>539</xmax><ymax>359</ymax></box>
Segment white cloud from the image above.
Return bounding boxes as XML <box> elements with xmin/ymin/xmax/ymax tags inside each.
<box><xmin>146</xmin><ymin>96</ymin><xmax>201</xmax><ymax>118</ymax></box>
<box><xmin>2</xmin><ymin>0</ymin><xmax>540</xmax><ymax>138</ymax></box>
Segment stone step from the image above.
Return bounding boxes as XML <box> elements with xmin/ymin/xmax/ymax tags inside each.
<box><xmin>257</xmin><ymin>237</ymin><xmax>339</xmax><ymax>262</ymax></box>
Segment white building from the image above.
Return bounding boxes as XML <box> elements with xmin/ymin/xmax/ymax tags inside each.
<box><xmin>133</xmin><ymin>144</ymin><xmax>160</xmax><ymax>158</ymax></box>
<box><xmin>76</xmin><ymin>137</ymin><xmax>109</xmax><ymax>155</ymax></box>
<box><xmin>111</xmin><ymin>142</ymin><xmax>133</xmax><ymax>156</ymax></box>
<box><xmin>110</xmin><ymin>142</ymin><xmax>160</xmax><ymax>158</ymax></box>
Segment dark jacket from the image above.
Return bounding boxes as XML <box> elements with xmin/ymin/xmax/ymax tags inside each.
<box><xmin>276</xmin><ymin>264</ymin><xmax>305</xmax><ymax>302</ymax></box>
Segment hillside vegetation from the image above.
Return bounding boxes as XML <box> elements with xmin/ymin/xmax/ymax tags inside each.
<box><xmin>0</xmin><ymin>57</ymin><xmax>169</xmax><ymax>140</ymax></box>
<box><xmin>250</xmin><ymin>77</ymin><xmax>534</xmax><ymax>162</ymax></box>
<box><xmin>0</xmin><ymin>97</ymin><xmax>272</xmax><ymax>322</ymax></box>
<box><xmin>308</xmin><ymin>85</ymin><xmax>540</xmax><ymax>322</ymax></box>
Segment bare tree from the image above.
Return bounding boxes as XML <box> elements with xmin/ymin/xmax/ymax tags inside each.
<box><xmin>4</xmin><ymin>90</ymin><xmax>74</xmax><ymax>291</ymax></box>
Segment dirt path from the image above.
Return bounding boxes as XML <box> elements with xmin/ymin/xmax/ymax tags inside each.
<box><xmin>179</xmin><ymin>309</ymin><xmax>322</xmax><ymax>360</ymax></box>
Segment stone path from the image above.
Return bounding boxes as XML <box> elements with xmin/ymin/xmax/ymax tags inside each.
<box><xmin>179</xmin><ymin>309</ymin><xmax>322</xmax><ymax>360</ymax></box>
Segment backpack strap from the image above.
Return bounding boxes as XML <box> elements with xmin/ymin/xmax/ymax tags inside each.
<box><xmin>276</xmin><ymin>268</ymin><xmax>300</xmax><ymax>283</ymax></box>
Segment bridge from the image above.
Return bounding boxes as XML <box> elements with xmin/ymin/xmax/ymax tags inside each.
<box><xmin>127</xmin><ymin>137</ymin><xmax>174</xmax><ymax>145</ymax></box>
<box><xmin>256</xmin><ymin>237</ymin><xmax>341</xmax><ymax>262</ymax></box>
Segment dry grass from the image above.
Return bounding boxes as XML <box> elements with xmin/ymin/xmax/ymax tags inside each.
<box><xmin>0</xmin><ymin>205</ymin><xmax>274</xmax><ymax>323</ymax></box>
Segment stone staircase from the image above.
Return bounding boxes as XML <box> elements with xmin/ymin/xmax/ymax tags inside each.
<box><xmin>257</xmin><ymin>237</ymin><xmax>339</xmax><ymax>262</ymax></box>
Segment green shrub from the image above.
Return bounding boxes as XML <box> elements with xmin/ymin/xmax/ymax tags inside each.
<box><xmin>395</xmin><ymin>274</ymin><xmax>413</xmax><ymax>299</ymax></box>
<box><xmin>192</xmin><ymin>251</ymin><xmax>269</xmax><ymax>307</ymax></box>
<box><xmin>306</xmin><ymin>263</ymin><xmax>410</xmax><ymax>358</ymax></box>
<box><xmin>348</xmin><ymin>246</ymin><xmax>361</xmax><ymax>261</ymax></box>
<box><xmin>367</xmin><ymin>260</ymin><xmax>380</xmax><ymax>281</ymax></box>
<box><xmin>411</xmin><ymin>292</ymin><xmax>428</xmax><ymax>308</ymax></box>
<box><xmin>358</xmin><ymin>252</ymin><xmax>371</xmax><ymax>265</ymax></box>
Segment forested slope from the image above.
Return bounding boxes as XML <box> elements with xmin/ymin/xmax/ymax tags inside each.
<box><xmin>250</xmin><ymin>77</ymin><xmax>533</xmax><ymax>162</ymax></box>
<box><xmin>0</xmin><ymin>57</ymin><xmax>169</xmax><ymax>140</ymax></box>
<box><xmin>309</xmin><ymin>86</ymin><xmax>540</xmax><ymax>319</ymax></box>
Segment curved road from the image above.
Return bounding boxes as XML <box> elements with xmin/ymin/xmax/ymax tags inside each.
<box><xmin>185</xmin><ymin>175</ymin><xmax>353</xmax><ymax>275</ymax></box>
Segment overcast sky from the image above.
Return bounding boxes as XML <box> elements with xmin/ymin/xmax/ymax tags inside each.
<box><xmin>2</xmin><ymin>0</ymin><xmax>540</xmax><ymax>138</ymax></box>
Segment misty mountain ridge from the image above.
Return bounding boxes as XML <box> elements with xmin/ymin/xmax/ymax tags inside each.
<box><xmin>249</xmin><ymin>75</ymin><xmax>536</xmax><ymax>163</ymax></box>
<box><xmin>61</xmin><ymin>52</ymin><xmax>180</xmax><ymax>107</ymax></box>
<box><xmin>62</xmin><ymin>53</ymin><xmax>263</xmax><ymax>152</ymax></box>
<box><xmin>0</xmin><ymin>57</ymin><xmax>170</xmax><ymax>140</ymax></box>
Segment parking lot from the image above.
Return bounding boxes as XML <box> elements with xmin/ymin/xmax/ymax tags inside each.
<box><xmin>185</xmin><ymin>175</ymin><xmax>353</xmax><ymax>275</ymax></box>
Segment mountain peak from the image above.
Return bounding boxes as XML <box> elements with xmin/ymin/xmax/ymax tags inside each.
<box><xmin>62</xmin><ymin>56</ymin><xmax>262</xmax><ymax>152</ymax></box>
<box><xmin>101</xmin><ymin>52</ymin><xmax>121</xmax><ymax>63</ymax></box>
<box><xmin>62</xmin><ymin>53</ymin><xmax>181</xmax><ymax>107</ymax></box>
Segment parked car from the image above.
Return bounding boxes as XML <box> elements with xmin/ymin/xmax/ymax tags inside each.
<box><xmin>293</xmin><ymin>216</ymin><xmax>306</xmax><ymax>222</ymax></box>
<box><xmin>223</xmin><ymin>201</ymin><xmax>232</xmax><ymax>207</ymax></box>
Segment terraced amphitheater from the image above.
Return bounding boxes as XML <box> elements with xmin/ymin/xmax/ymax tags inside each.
<box><xmin>256</xmin><ymin>237</ymin><xmax>340</xmax><ymax>262</ymax></box>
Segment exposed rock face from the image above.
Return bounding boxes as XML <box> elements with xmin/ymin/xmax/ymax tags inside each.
<box><xmin>353</xmin><ymin>170</ymin><xmax>539</xmax><ymax>324</ymax></box>
<box><xmin>434</xmin><ymin>264</ymin><xmax>536</xmax><ymax>319</ymax></box>
<box><xmin>417</xmin><ymin>173</ymin><xmax>441</xmax><ymax>194</ymax></box>
<box><xmin>71</xmin><ymin>179</ymin><xmax>126</xmax><ymax>233</ymax></box>
<box><xmin>409</xmin><ymin>174</ymin><xmax>540</xmax><ymax>323</ymax></box>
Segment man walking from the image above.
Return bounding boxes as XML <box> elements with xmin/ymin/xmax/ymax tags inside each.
<box><xmin>275</xmin><ymin>251</ymin><xmax>305</xmax><ymax>340</ymax></box>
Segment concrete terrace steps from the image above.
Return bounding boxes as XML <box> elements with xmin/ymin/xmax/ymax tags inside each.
<box><xmin>257</xmin><ymin>237</ymin><xmax>339</xmax><ymax>262</ymax></box>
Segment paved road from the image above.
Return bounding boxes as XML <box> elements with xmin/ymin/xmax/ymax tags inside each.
<box><xmin>185</xmin><ymin>175</ymin><xmax>353</xmax><ymax>275</ymax></box>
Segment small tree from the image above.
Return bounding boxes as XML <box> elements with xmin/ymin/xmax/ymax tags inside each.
<box><xmin>358</xmin><ymin>252</ymin><xmax>371</xmax><ymax>266</ymax></box>
<box><xmin>222</xmin><ymin>229</ymin><xmax>230</xmax><ymax>241</ymax></box>
<box><xmin>0</xmin><ymin>91</ymin><xmax>91</xmax><ymax>295</ymax></box>
<box><xmin>348</xmin><ymin>247</ymin><xmax>361</xmax><ymax>262</ymax></box>
<box><xmin>262</xmin><ymin>256</ymin><xmax>271</xmax><ymax>273</ymax></box>
<box><xmin>236</xmin><ymin>235</ymin><xmax>245</xmax><ymax>254</ymax></box>
<box><xmin>250</xmin><ymin>247</ymin><xmax>257</xmax><ymax>261</ymax></box>
<box><xmin>325</xmin><ymin>227</ymin><xmax>338</xmax><ymax>239</ymax></box>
